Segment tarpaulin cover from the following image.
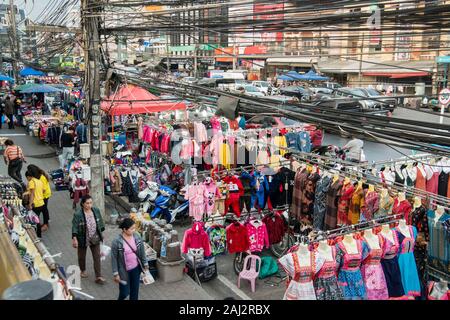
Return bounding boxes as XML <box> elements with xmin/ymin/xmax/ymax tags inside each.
<box><xmin>101</xmin><ymin>84</ymin><xmax>187</xmax><ymax>116</ymax></box>
<box><xmin>19</xmin><ymin>67</ymin><xmax>45</xmax><ymax>77</ymax></box>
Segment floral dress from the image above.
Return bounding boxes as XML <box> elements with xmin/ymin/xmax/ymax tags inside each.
<box><xmin>279</xmin><ymin>250</ymin><xmax>324</xmax><ymax>300</ymax></box>
<box><xmin>313</xmin><ymin>245</ymin><xmax>343</xmax><ymax>300</ymax></box>
<box><xmin>396</xmin><ymin>226</ymin><xmax>421</xmax><ymax>297</ymax></box>
<box><xmin>361</xmin><ymin>234</ymin><xmax>389</xmax><ymax>300</ymax></box>
<box><xmin>348</xmin><ymin>187</ymin><xmax>365</xmax><ymax>225</ymax></box>
<box><xmin>380</xmin><ymin>230</ymin><xmax>405</xmax><ymax>298</ymax></box>
<box><xmin>337</xmin><ymin>182</ymin><xmax>354</xmax><ymax>226</ymax></box>
<box><xmin>336</xmin><ymin>238</ymin><xmax>369</xmax><ymax>300</ymax></box>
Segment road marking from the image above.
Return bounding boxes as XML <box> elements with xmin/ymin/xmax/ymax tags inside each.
<box><xmin>0</xmin><ymin>134</ymin><xmax>26</xmax><ymax>136</ymax></box>
<box><xmin>217</xmin><ymin>274</ymin><xmax>252</xmax><ymax>300</ymax></box>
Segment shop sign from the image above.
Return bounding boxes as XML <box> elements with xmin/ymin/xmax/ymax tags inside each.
<box><xmin>438</xmin><ymin>88</ymin><xmax>450</xmax><ymax>105</ymax></box>
<box><xmin>437</xmin><ymin>56</ymin><xmax>450</xmax><ymax>64</ymax></box>
<box><xmin>199</xmin><ymin>57</ymin><xmax>215</xmax><ymax>64</ymax></box>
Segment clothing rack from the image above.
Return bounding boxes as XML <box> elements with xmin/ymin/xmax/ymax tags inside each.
<box><xmin>294</xmin><ymin>214</ymin><xmax>404</xmax><ymax>245</ymax></box>
<box><xmin>288</xmin><ymin>152</ymin><xmax>450</xmax><ymax>207</ymax></box>
<box><xmin>201</xmin><ymin>206</ymin><xmax>289</xmax><ymax>225</ymax></box>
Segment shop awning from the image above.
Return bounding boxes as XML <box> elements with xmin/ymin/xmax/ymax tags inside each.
<box><xmin>19</xmin><ymin>67</ymin><xmax>45</xmax><ymax>77</ymax></box>
<box><xmin>244</xmin><ymin>45</ymin><xmax>267</xmax><ymax>55</ymax></box>
<box><xmin>267</xmin><ymin>56</ymin><xmax>318</xmax><ymax>66</ymax></box>
<box><xmin>362</xmin><ymin>72</ymin><xmax>429</xmax><ymax>78</ymax></box>
<box><xmin>101</xmin><ymin>84</ymin><xmax>187</xmax><ymax>116</ymax></box>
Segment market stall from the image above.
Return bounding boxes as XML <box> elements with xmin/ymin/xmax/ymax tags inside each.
<box><xmin>0</xmin><ymin>177</ymin><xmax>76</xmax><ymax>299</ymax></box>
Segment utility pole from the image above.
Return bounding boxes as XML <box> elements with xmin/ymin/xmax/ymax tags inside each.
<box><xmin>166</xmin><ymin>33</ymin><xmax>170</xmax><ymax>73</ymax></box>
<box><xmin>358</xmin><ymin>33</ymin><xmax>364</xmax><ymax>86</ymax></box>
<box><xmin>194</xmin><ymin>43</ymin><xmax>198</xmax><ymax>78</ymax></box>
<box><xmin>81</xmin><ymin>0</ymin><xmax>106</xmax><ymax>220</ymax></box>
<box><xmin>8</xmin><ymin>0</ymin><xmax>19</xmax><ymax>83</ymax></box>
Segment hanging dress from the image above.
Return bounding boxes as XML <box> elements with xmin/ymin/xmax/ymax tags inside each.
<box><xmin>396</xmin><ymin>225</ymin><xmax>421</xmax><ymax>297</ymax></box>
<box><xmin>410</xmin><ymin>205</ymin><xmax>429</xmax><ymax>288</ymax></box>
<box><xmin>337</xmin><ymin>182</ymin><xmax>354</xmax><ymax>226</ymax></box>
<box><xmin>361</xmin><ymin>234</ymin><xmax>389</xmax><ymax>300</ymax></box>
<box><xmin>313</xmin><ymin>176</ymin><xmax>332</xmax><ymax>231</ymax></box>
<box><xmin>324</xmin><ymin>179</ymin><xmax>343</xmax><ymax>230</ymax></box>
<box><xmin>313</xmin><ymin>245</ymin><xmax>343</xmax><ymax>300</ymax></box>
<box><xmin>278</xmin><ymin>250</ymin><xmax>324</xmax><ymax>300</ymax></box>
<box><xmin>185</xmin><ymin>184</ymin><xmax>207</xmax><ymax>221</ymax></box>
<box><xmin>375</xmin><ymin>195</ymin><xmax>394</xmax><ymax>218</ymax></box>
<box><xmin>348</xmin><ymin>186</ymin><xmax>364</xmax><ymax>225</ymax></box>
<box><xmin>335</xmin><ymin>238</ymin><xmax>369</xmax><ymax>300</ymax></box>
<box><xmin>414</xmin><ymin>165</ymin><xmax>427</xmax><ymax>191</ymax></box>
<box><xmin>380</xmin><ymin>230</ymin><xmax>405</xmax><ymax>298</ymax></box>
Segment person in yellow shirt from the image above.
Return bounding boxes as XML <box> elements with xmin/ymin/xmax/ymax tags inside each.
<box><xmin>28</xmin><ymin>165</ymin><xmax>52</xmax><ymax>232</ymax></box>
<box><xmin>26</xmin><ymin>170</ymin><xmax>47</xmax><ymax>237</ymax></box>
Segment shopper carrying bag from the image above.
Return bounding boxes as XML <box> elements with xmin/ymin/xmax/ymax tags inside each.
<box><xmin>111</xmin><ymin>218</ymin><xmax>149</xmax><ymax>300</ymax></box>
<box><xmin>71</xmin><ymin>195</ymin><xmax>106</xmax><ymax>284</ymax></box>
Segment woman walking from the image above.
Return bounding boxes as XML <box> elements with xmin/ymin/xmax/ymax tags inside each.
<box><xmin>25</xmin><ymin>170</ymin><xmax>47</xmax><ymax>235</ymax></box>
<box><xmin>3</xmin><ymin>139</ymin><xmax>25</xmax><ymax>186</ymax></box>
<box><xmin>71</xmin><ymin>195</ymin><xmax>106</xmax><ymax>284</ymax></box>
<box><xmin>28</xmin><ymin>165</ymin><xmax>52</xmax><ymax>229</ymax></box>
<box><xmin>111</xmin><ymin>218</ymin><xmax>148</xmax><ymax>300</ymax></box>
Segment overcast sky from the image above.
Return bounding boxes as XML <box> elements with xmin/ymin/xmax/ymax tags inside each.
<box><xmin>1</xmin><ymin>0</ymin><xmax>74</xmax><ymax>21</ymax></box>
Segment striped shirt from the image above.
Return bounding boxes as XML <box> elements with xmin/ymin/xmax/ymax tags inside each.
<box><xmin>4</xmin><ymin>145</ymin><xmax>24</xmax><ymax>161</ymax></box>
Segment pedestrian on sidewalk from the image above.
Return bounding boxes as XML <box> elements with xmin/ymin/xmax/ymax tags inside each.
<box><xmin>59</xmin><ymin>126</ymin><xmax>75</xmax><ymax>170</ymax></box>
<box><xmin>3</xmin><ymin>139</ymin><xmax>26</xmax><ymax>186</ymax></box>
<box><xmin>28</xmin><ymin>165</ymin><xmax>52</xmax><ymax>229</ymax></box>
<box><xmin>4</xmin><ymin>96</ymin><xmax>15</xmax><ymax>129</ymax></box>
<box><xmin>111</xmin><ymin>218</ymin><xmax>148</xmax><ymax>300</ymax></box>
<box><xmin>25</xmin><ymin>170</ymin><xmax>48</xmax><ymax>234</ymax></box>
<box><xmin>72</xmin><ymin>195</ymin><xmax>106</xmax><ymax>284</ymax></box>
<box><xmin>0</xmin><ymin>95</ymin><xmax>4</xmax><ymax>129</ymax></box>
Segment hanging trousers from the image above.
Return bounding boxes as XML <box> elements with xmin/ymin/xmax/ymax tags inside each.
<box><xmin>225</xmin><ymin>192</ymin><xmax>241</xmax><ymax>217</ymax></box>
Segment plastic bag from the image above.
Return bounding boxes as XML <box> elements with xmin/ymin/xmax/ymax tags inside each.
<box><xmin>100</xmin><ymin>244</ymin><xmax>111</xmax><ymax>261</ymax></box>
<box><xmin>141</xmin><ymin>270</ymin><xmax>154</xmax><ymax>285</ymax></box>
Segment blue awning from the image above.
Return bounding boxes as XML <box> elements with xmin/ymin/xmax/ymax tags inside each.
<box><xmin>19</xmin><ymin>67</ymin><xmax>45</xmax><ymax>77</ymax></box>
<box><xmin>0</xmin><ymin>74</ymin><xmax>14</xmax><ymax>82</ymax></box>
<box><xmin>20</xmin><ymin>84</ymin><xmax>63</xmax><ymax>93</ymax></box>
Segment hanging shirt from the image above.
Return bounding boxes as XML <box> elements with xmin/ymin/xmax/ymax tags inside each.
<box><xmin>182</xmin><ymin>222</ymin><xmax>212</xmax><ymax>257</ymax></box>
<box><xmin>273</xmin><ymin>135</ymin><xmax>288</xmax><ymax>156</ymax></box>
<box><xmin>298</xmin><ymin>131</ymin><xmax>312</xmax><ymax>153</ymax></box>
<box><xmin>194</xmin><ymin>122</ymin><xmax>208</xmax><ymax>143</ymax></box>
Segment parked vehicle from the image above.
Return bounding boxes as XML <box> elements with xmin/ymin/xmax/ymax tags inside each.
<box><xmin>280</xmin><ymin>86</ymin><xmax>313</xmax><ymax>101</ymax></box>
<box><xmin>333</xmin><ymin>87</ymin><xmax>378</xmax><ymax>110</ymax></box>
<box><xmin>245</xmin><ymin>115</ymin><xmax>299</xmax><ymax>129</ymax></box>
<box><xmin>182</xmin><ymin>77</ymin><xmax>198</xmax><ymax>84</ymax></box>
<box><xmin>357</xmin><ymin>87</ymin><xmax>397</xmax><ymax>112</ymax></box>
<box><xmin>243</xmin><ymin>85</ymin><xmax>266</xmax><ymax>97</ymax></box>
<box><xmin>235</xmin><ymin>79</ymin><xmax>251</xmax><ymax>91</ymax></box>
<box><xmin>252</xmin><ymin>81</ymin><xmax>279</xmax><ymax>95</ymax></box>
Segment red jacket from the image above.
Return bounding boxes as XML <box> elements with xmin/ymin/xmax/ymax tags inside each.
<box><xmin>182</xmin><ymin>222</ymin><xmax>212</xmax><ymax>257</ymax></box>
<box><xmin>226</xmin><ymin>222</ymin><xmax>249</xmax><ymax>253</ymax></box>
<box><xmin>222</xmin><ymin>175</ymin><xmax>244</xmax><ymax>196</ymax></box>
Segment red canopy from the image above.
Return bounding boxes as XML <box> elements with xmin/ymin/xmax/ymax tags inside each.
<box><xmin>101</xmin><ymin>84</ymin><xmax>187</xmax><ymax>116</ymax></box>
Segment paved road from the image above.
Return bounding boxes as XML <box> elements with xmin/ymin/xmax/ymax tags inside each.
<box><xmin>323</xmin><ymin>107</ymin><xmax>447</xmax><ymax>162</ymax></box>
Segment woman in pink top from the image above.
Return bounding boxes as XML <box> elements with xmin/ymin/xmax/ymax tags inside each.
<box><xmin>111</xmin><ymin>218</ymin><xmax>148</xmax><ymax>300</ymax></box>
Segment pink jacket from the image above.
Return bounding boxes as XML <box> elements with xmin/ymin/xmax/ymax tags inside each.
<box><xmin>182</xmin><ymin>222</ymin><xmax>212</xmax><ymax>257</ymax></box>
<box><xmin>194</xmin><ymin>122</ymin><xmax>208</xmax><ymax>143</ymax></box>
<box><xmin>246</xmin><ymin>220</ymin><xmax>270</xmax><ymax>252</ymax></box>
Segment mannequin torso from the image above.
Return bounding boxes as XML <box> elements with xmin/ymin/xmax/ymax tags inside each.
<box><xmin>342</xmin><ymin>234</ymin><xmax>358</xmax><ymax>254</ymax></box>
<box><xmin>380</xmin><ymin>224</ymin><xmax>394</xmax><ymax>243</ymax></box>
<box><xmin>364</xmin><ymin>229</ymin><xmax>381</xmax><ymax>249</ymax></box>
<box><xmin>317</xmin><ymin>240</ymin><xmax>333</xmax><ymax>261</ymax></box>
<box><xmin>297</xmin><ymin>244</ymin><xmax>311</xmax><ymax>267</ymax></box>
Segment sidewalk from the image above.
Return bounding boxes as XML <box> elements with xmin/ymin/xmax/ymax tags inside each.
<box><xmin>0</xmin><ymin>127</ymin><xmax>212</xmax><ymax>300</ymax></box>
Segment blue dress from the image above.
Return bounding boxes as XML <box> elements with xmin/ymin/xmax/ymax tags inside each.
<box><xmin>336</xmin><ymin>238</ymin><xmax>369</xmax><ymax>300</ymax></box>
<box><xmin>396</xmin><ymin>226</ymin><xmax>421</xmax><ymax>297</ymax></box>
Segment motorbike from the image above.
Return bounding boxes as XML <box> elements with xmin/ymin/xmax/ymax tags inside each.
<box><xmin>138</xmin><ymin>181</ymin><xmax>160</xmax><ymax>214</ymax></box>
<box><xmin>148</xmin><ymin>184</ymin><xmax>190</xmax><ymax>224</ymax></box>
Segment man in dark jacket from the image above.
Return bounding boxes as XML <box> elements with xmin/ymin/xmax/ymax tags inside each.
<box><xmin>4</xmin><ymin>96</ymin><xmax>15</xmax><ymax>129</ymax></box>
